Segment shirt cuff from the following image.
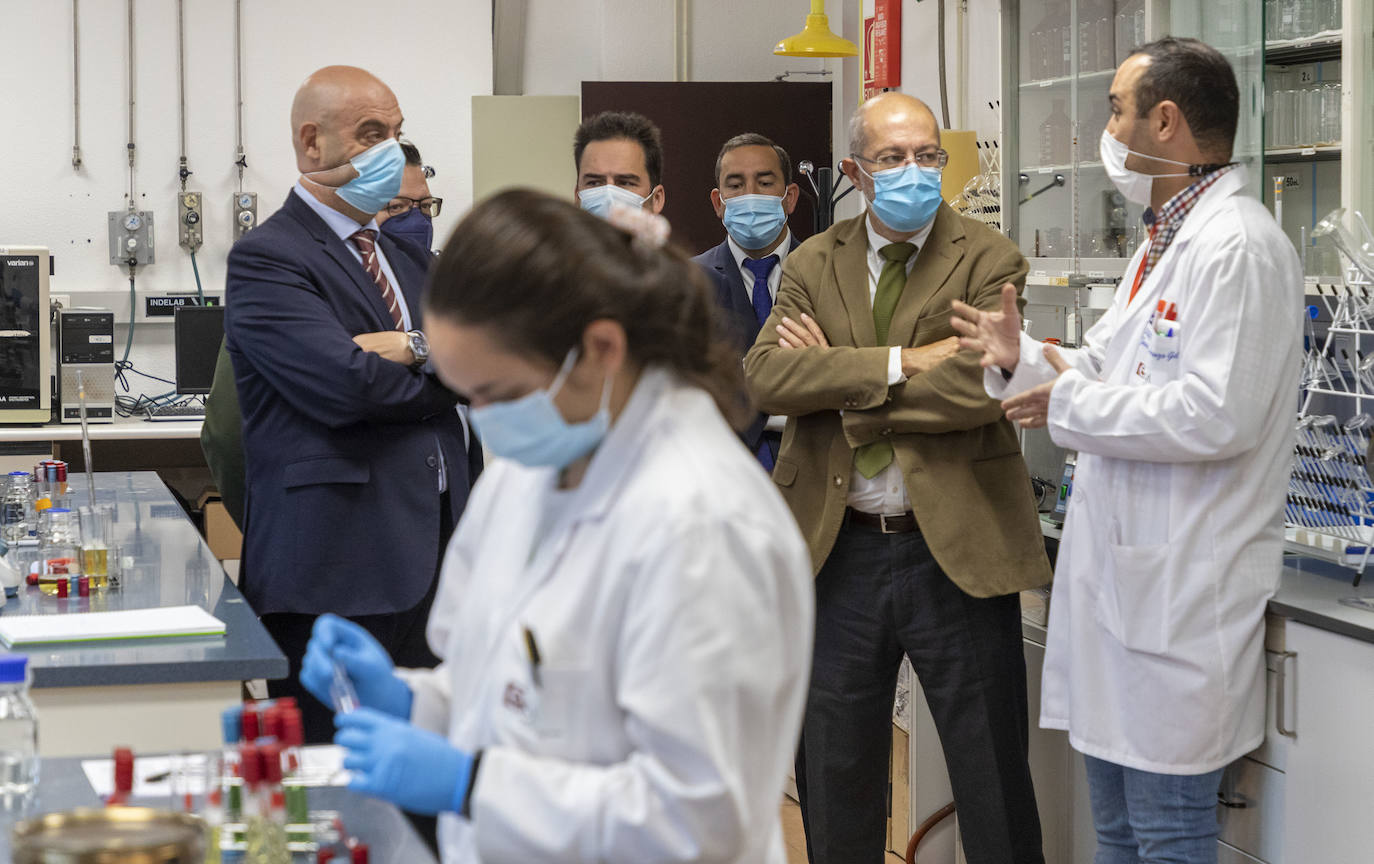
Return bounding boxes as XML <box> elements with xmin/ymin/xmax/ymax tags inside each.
<box><xmin>984</xmin><ymin>332</ymin><xmax>1055</xmax><ymax>400</ymax></box>
<box><xmin>887</xmin><ymin>346</ymin><xmax>906</xmax><ymax>385</ymax></box>
<box><xmin>764</xmin><ymin>414</ymin><xmax>787</xmax><ymax>433</ymax></box>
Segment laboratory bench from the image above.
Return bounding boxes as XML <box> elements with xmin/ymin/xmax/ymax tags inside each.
<box><xmin>0</xmin><ymin>756</ymin><xmax>436</xmax><ymax>863</ymax></box>
<box><xmin>2</xmin><ymin>471</ymin><xmax>286</xmax><ymax>758</ymax></box>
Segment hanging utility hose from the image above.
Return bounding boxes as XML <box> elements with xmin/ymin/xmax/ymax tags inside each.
<box><xmin>190</xmin><ymin>251</ymin><xmax>205</xmax><ymax>302</ymax></box>
<box><xmin>904</xmin><ymin>802</ymin><xmax>956</xmax><ymax>864</ymax></box>
<box><xmin>120</xmin><ymin>272</ymin><xmax>137</xmax><ymax>368</ymax></box>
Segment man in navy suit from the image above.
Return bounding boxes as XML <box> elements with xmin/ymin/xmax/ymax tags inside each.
<box><xmin>692</xmin><ymin>133</ymin><xmax>802</xmax><ymax>471</ymax></box>
<box><xmin>224</xmin><ymin>66</ymin><xmax>476</xmax><ymax>743</ymax></box>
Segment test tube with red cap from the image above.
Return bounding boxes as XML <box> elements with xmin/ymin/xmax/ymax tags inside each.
<box><xmin>107</xmin><ymin>747</ymin><xmax>133</xmax><ymax>806</ymax></box>
<box><xmin>241</xmin><ymin>702</ymin><xmax>261</xmax><ymax>742</ymax></box>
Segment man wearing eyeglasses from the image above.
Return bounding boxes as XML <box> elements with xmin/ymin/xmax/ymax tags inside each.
<box><xmin>744</xmin><ymin>92</ymin><xmax>1051</xmax><ymax>864</ymax></box>
<box><xmin>376</xmin><ymin>140</ymin><xmax>443</xmax><ymax>254</ymax></box>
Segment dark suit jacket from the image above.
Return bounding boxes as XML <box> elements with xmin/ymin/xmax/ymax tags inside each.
<box><xmin>224</xmin><ymin>190</ymin><xmax>475</xmax><ymax>617</ymax></box>
<box><xmin>692</xmin><ymin>234</ymin><xmax>802</xmax><ymax>455</ymax></box>
<box><xmin>744</xmin><ymin>205</ymin><xmax>1052</xmax><ymax>595</ymax></box>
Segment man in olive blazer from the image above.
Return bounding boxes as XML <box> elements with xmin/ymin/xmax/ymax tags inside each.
<box><xmin>744</xmin><ymin>93</ymin><xmax>1051</xmax><ymax>864</ymax></box>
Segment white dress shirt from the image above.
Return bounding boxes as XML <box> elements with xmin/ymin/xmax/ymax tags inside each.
<box><xmin>293</xmin><ymin>181</ymin><xmax>413</xmax><ymax>331</ymax></box>
<box><xmin>727</xmin><ymin>228</ymin><xmax>792</xmax><ymax>307</ymax></box>
<box><xmin>847</xmin><ymin>212</ymin><xmax>935</xmax><ymax>515</ymax></box>
<box><xmin>729</xmin><ymin>229</ymin><xmax>793</xmax><ymax>434</ymax></box>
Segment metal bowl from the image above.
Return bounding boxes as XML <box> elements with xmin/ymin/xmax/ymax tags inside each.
<box><xmin>11</xmin><ymin>806</ymin><xmax>206</xmax><ymax>863</ymax></box>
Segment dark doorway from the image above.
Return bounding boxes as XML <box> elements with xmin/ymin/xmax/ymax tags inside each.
<box><xmin>582</xmin><ymin>81</ymin><xmax>833</xmax><ymax>257</ymax></box>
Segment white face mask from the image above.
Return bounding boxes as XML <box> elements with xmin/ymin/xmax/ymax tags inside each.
<box><xmin>578</xmin><ymin>185</ymin><xmax>651</xmax><ymax>220</ymax></box>
<box><xmin>1099</xmin><ymin>130</ymin><xmax>1192</xmax><ymax>206</ymax></box>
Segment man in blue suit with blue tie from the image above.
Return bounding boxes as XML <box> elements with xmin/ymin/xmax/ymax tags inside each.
<box><xmin>225</xmin><ymin>66</ymin><xmax>476</xmax><ymax>743</ymax></box>
<box><xmin>692</xmin><ymin>133</ymin><xmax>802</xmax><ymax>471</ymax></box>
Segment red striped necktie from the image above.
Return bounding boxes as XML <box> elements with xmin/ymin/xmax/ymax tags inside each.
<box><xmin>349</xmin><ymin>229</ymin><xmax>404</xmax><ymax>330</ymax></box>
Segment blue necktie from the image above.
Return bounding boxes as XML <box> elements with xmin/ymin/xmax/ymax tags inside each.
<box><xmin>741</xmin><ymin>254</ymin><xmax>781</xmax><ymax>472</ymax></box>
<box><xmin>742</xmin><ymin>255</ymin><xmax>780</xmax><ymax>328</ymax></box>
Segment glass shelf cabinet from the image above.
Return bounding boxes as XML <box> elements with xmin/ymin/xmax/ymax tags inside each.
<box><xmin>1260</xmin><ymin>0</ymin><xmax>1373</xmax><ymax>280</ymax></box>
<box><xmin>1000</xmin><ymin>0</ymin><xmax>1265</xmax><ymax>279</ymax></box>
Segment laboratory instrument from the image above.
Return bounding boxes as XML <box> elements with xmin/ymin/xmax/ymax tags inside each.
<box><xmin>0</xmin><ymin>247</ymin><xmax>53</xmax><ymax>424</ymax></box>
<box><xmin>57</xmin><ymin>309</ymin><xmax>116</xmax><ymax>424</ymax></box>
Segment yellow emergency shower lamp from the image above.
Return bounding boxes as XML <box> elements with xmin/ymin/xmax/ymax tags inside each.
<box><xmin>774</xmin><ymin>0</ymin><xmax>859</xmax><ymax>58</ymax></box>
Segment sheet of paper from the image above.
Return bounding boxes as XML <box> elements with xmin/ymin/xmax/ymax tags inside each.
<box><xmin>0</xmin><ymin>605</ymin><xmax>225</xmax><ymax>647</ymax></box>
<box><xmin>81</xmin><ymin>746</ymin><xmax>350</xmax><ymax>799</ymax></box>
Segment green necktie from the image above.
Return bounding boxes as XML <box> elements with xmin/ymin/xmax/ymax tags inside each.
<box><xmin>854</xmin><ymin>241</ymin><xmax>916</xmax><ymax>479</ymax></box>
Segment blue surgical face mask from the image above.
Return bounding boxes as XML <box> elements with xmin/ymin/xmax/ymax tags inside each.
<box><xmin>469</xmin><ymin>348</ymin><xmax>612</xmax><ymax>469</ymax></box>
<box><xmin>858</xmin><ymin>162</ymin><xmax>943</xmax><ymax>233</ymax></box>
<box><xmin>307</xmin><ymin>138</ymin><xmax>406</xmax><ymax>215</ymax></box>
<box><xmin>722</xmin><ymin>193</ymin><xmax>788</xmax><ymax>250</ymax></box>
<box><xmin>578</xmin><ymin>185</ymin><xmax>650</xmax><ymax>220</ymax></box>
<box><xmin>379</xmin><ymin>206</ymin><xmax>434</xmax><ymax>252</ymax></box>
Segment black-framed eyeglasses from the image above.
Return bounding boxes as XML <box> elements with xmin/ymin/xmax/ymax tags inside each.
<box><xmin>384</xmin><ymin>196</ymin><xmax>443</xmax><ymax>218</ymax></box>
<box><xmin>851</xmin><ymin>149</ymin><xmax>950</xmax><ymax>171</ymax></box>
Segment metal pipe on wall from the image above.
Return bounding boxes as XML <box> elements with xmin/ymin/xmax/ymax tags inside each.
<box><xmin>71</xmin><ymin>0</ymin><xmax>82</xmax><ymax>171</ymax></box>
<box><xmin>673</xmin><ymin>0</ymin><xmax>691</xmax><ymax>82</ymax></box>
<box><xmin>125</xmin><ymin>0</ymin><xmax>137</xmax><ymax>204</ymax></box>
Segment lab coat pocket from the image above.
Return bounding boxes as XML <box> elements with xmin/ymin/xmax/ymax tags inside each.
<box><xmin>1097</xmin><ymin>542</ymin><xmax>1171</xmax><ymax>655</ymax></box>
<box><xmin>528</xmin><ymin>666</ymin><xmax>594</xmax><ymax>743</ymax></box>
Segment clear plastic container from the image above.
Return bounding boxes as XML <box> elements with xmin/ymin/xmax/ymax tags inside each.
<box><xmin>0</xmin><ymin>655</ymin><xmax>39</xmax><ymax>808</ymax></box>
<box><xmin>1040</xmin><ymin>99</ymin><xmax>1071</xmax><ymax>167</ymax></box>
<box><xmin>1</xmin><ymin>473</ymin><xmax>31</xmax><ymax>544</ymax></box>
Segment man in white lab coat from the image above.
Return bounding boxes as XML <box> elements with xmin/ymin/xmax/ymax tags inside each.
<box><xmin>952</xmin><ymin>37</ymin><xmax>1302</xmax><ymax>864</ymax></box>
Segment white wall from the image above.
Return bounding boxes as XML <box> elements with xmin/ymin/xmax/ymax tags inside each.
<box><xmin>518</xmin><ymin>0</ymin><xmax>1003</xmax><ymax>220</ymax></box>
<box><xmin>0</xmin><ymin>0</ymin><xmax>490</xmax><ymax>393</ymax></box>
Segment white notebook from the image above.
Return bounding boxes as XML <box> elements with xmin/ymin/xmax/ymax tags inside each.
<box><xmin>0</xmin><ymin>605</ymin><xmax>226</xmax><ymax>647</ymax></box>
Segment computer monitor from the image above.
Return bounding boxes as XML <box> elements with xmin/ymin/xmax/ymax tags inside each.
<box><xmin>173</xmin><ymin>305</ymin><xmax>225</xmax><ymax>395</ymax></box>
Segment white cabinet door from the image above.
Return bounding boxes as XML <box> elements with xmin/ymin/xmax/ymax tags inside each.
<box><xmin>1279</xmin><ymin>621</ymin><xmax>1374</xmax><ymax>862</ymax></box>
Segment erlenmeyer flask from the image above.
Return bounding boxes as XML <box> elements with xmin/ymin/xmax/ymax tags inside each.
<box><xmin>1314</xmin><ymin>209</ymin><xmax>1374</xmax><ymax>283</ymax></box>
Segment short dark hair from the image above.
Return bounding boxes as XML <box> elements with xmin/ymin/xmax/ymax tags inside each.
<box><xmin>714</xmin><ymin>133</ymin><xmax>792</xmax><ymax>187</ymax></box>
<box><xmin>426</xmin><ymin>189</ymin><xmax>750</xmax><ymax>429</ymax></box>
<box><xmin>1129</xmin><ymin>37</ymin><xmax>1238</xmax><ymax>157</ymax></box>
<box><xmin>573</xmin><ymin>111</ymin><xmax>664</xmax><ymax>188</ymax></box>
<box><xmin>398</xmin><ymin>138</ymin><xmax>436</xmax><ymax>178</ymax></box>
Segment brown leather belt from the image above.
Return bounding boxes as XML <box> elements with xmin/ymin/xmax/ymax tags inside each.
<box><xmin>845</xmin><ymin>508</ymin><xmax>918</xmax><ymax>534</ymax></box>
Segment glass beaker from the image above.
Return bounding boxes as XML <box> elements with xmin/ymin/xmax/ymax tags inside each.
<box><xmin>78</xmin><ymin>504</ymin><xmax>113</xmax><ymax>590</ymax></box>
<box><xmin>1320</xmin><ymin>82</ymin><xmax>1342</xmax><ymax>145</ymax></box>
<box><xmin>38</xmin><ymin>509</ymin><xmax>81</xmax><ymax>595</ymax></box>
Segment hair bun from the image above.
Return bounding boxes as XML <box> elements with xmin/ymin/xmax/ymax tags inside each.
<box><xmin>607</xmin><ymin>203</ymin><xmax>671</xmax><ymax>251</ymax></box>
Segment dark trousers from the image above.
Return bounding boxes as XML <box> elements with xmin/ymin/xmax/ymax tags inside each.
<box><xmin>261</xmin><ymin>491</ymin><xmax>453</xmax><ymax>745</ymax></box>
<box><xmin>796</xmin><ymin>517</ymin><xmax>1044</xmax><ymax>864</ymax></box>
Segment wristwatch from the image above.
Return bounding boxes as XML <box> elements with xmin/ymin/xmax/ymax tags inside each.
<box><xmin>406</xmin><ymin>329</ymin><xmax>430</xmax><ymax>370</ymax></box>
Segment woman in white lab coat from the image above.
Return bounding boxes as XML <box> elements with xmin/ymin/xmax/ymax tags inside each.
<box><xmin>953</xmin><ymin>38</ymin><xmax>1302</xmax><ymax>864</ymax></box>
<box><xmin>300</xmin><ymin>189</ymin><xmax>814</xmax><ymax>863</ymax></box>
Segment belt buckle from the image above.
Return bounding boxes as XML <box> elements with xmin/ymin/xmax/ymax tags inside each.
<box><xmin>879</xmin><ymin>513</ymin><xmax>901</xmax><ymax>534</ymax></box>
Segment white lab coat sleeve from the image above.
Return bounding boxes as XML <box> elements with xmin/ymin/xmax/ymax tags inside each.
<box><xmin>1047</xmin><ymin>242</ymin><xmax>1297</xmax><ymax>462</ymax></box>
<box><xmin>985</xmin><ymin>305</ymin><xmax>1117</xmax><ymax>400</ymax></box>
<box><xmin>467</xmin><ymin>515</ymin><xmax>812</xmax><ymax>864</ymax></box>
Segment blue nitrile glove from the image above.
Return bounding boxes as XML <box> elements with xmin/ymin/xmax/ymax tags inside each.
<box><xmin>299</xmin><ymin>614</ymin><xmax>413</xmax><ymax>720</ymax></box>
<box><xmin>334</xmin><ymin>708</ymin><xmax>475</xmax><ymax>816</ymax></box>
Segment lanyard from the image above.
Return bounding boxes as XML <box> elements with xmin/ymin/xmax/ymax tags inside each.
<box><xmin>1127</xmin><ymin>225</ymin><xmax>1157</xmax><ymax>306</ymax></box>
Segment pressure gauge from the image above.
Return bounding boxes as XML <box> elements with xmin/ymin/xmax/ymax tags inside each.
<box><xmin>182</xmin><ymin>193</ymin><xmax>199</xmax><ymax>208</ymax></box>
<box><xmin>237</xmin><ymin>194</ymin><xmax>254</xmax><ymax>210</ymax></box>
<box><xmin>122</xmin><ymin>212</ymin><xmax>143</xmax><ymax>232</ymax></box>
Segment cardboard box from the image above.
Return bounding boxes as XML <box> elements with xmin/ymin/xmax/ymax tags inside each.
<box><xmin>202</xmin><ymin>498</ymin><xmax>242</xmax><ymax>561</ymax></box>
